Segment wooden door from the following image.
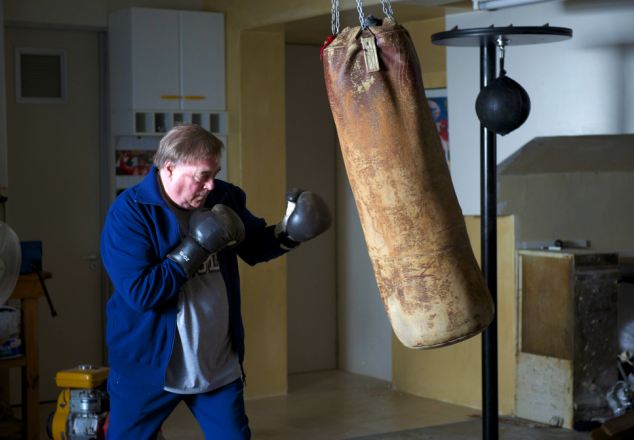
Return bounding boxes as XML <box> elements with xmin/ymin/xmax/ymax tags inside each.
<box><xmin>4</xmin><ymin>26</ymin><xmax>103</xmax><ymax>403</ymax></box>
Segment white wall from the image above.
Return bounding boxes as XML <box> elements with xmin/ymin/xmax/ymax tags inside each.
<box><xmin>446</xmin><ymin>0</ymin><xmax>634</xmax><ymax>214</ymax></box>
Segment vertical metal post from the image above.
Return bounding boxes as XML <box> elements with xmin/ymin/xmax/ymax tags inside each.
<box><xmin>480</xmin><ymin>40</ymin><xmax>499</xmax><ymax>440</ymax></box>
<box><xmin>432</xmin><ymin>23</ymin><xmax>571</xmax><ymax>440</ymax></box>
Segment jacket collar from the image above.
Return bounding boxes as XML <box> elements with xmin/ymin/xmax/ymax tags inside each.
<box><xmin>134</xmin><ymin>166</ymin><xmax>166</xmax><ymax>206</ymax></box>
<box><xmin>134</xmin><ymin>165</ymin><xmax>230</xmax><ymax>207</ymax></box>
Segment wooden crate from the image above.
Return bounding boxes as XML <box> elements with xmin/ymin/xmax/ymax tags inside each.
<box><xmin>516</xmin><ymin>250</ymin><xmax>618</xmax><ymax>429</ymax></box>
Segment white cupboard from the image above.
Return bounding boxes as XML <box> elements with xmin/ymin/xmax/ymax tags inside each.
<box><xmin>109</xmin><ymin>7</ymin><xmax>226</xmax><ymax>136</ymax></box>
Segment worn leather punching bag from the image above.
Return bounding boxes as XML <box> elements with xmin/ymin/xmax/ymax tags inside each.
<box><xmin>322</xmin><ymin>17</ymin><xmax>494</xmax><ymax>349</ymax></box>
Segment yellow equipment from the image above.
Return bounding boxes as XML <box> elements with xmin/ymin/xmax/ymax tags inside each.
<box><xmin>48</xmin><ymin>364</ymin><xmax>110</xmax><ymax>440</ymax></box>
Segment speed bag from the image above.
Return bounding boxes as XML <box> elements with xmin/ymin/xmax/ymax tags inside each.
<box><xmin>322</xmin><ymin>19</ymin><xmax>494</xmax><ymax>349</ymax></box>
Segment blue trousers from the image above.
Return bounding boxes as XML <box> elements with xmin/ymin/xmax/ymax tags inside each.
<box><xmin>106</xmin><ymin>370</ymin><xmax>250</xmax><ymax>439</ymax></box>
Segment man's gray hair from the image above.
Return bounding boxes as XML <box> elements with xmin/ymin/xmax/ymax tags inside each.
<box><xmin>153</xmin><ymin>124</ymin><xmax>224</xmax><ymax>168</ymax></box>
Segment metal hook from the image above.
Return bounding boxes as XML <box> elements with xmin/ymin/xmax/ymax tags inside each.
<box><xmin>496</xmin><ymin>35</ymin><xmax>508</xmax><ymax>75</ymax></box>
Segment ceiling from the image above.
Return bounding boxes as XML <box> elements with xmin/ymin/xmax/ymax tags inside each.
<box><xmin>283</xmin><ymin>1</ymin><xmax>471</xmax><ymax>45</ymax></box>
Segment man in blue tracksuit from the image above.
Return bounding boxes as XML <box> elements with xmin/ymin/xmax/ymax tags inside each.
<box><xmin>101</xmin><ymin>124</ymin><xmax>331</xmax><ymax>439</ymax></box>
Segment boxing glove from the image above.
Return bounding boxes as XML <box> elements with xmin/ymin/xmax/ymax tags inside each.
<box><xmin>168</xmin><ymin>204</ymin><xmax>245</xmax><ymax>275</ymax></box>
<box><xmin>275</xmin><ymin>188</ymin><xmax>332</xmax><ymax>249</ymax></box>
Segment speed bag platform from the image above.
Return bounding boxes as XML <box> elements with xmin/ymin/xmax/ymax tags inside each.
<box><xmin>322</xmin><ymin>18</ymin><xmax>494</xmax><ymax>349</ymax></box>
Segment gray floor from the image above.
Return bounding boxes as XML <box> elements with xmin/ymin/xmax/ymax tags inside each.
<box><xmin>349</xmin><ymin>418</ymin><xmax>592</xmax><ymax>439</ymax></box>
<box><xmin>161</xmin><ymin>370</ymin><xmax>591</xmax><ymax>440</ymax></box>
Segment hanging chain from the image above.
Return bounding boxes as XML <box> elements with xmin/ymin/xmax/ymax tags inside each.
<box><xmin>356</xmin><ymin>0</ymin><xmax>365</xmax><ymax>27</ymax></box>
<box><xmin>331</xmin><ymin>0</ymin><xmax>396</xmax><ymax>32</ymax></box>
<box><xmin>380</xmin><ymin>0</ymin><xmax>394</xmax><ymax>20</ymax></box>
<box><xmin>331</xmin><ymin>0</ymin><xmax>340</xmax><ymax>35</ymax></box>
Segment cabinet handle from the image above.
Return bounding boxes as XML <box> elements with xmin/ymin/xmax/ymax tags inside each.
<box><xmin>160</xmin><ymin>95</ymin><xmax>181</xmax><ymax>100</ymax></box>
<box><xmin>183</xmin><ymin>95</ymin><xmax>205</xmax><ymax>100</ymax></box>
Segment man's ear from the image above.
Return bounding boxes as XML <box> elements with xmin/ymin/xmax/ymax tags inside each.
<box><xmin>164</xmin><ymin>161</ymin><xmax>175</xmax><ymax>178</ymax></box>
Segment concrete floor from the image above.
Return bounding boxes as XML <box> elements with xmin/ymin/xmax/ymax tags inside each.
<box><xmin>350</xmin><ymin>419</ymin><xmax>592</xmax><ymax>439</ymax></box>
<box><xmin>34</xmin><ymin>369</ymin><xmax>592</xmax><ymax>439</ymax></box>
<box><xmin>162</xmin><ymin>370</ymin><xmax>591</xmax><ymax>440</ymax></box>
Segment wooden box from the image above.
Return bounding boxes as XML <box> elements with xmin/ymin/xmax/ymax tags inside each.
<box><xmin>516</xmin><ymin>250</ymin><xmax>618</xmax><ymax>429</ymax></box>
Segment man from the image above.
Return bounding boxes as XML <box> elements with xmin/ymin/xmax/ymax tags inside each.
<box><xmin>101</xmin><ymin>124</ymin><xmax>331</xmax><ymax>438</ymax></box>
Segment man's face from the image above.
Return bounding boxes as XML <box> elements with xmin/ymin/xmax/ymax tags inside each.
<box><xmin>161</xmin><ymin>157</ymin><xmax>221</xmax><ymax>209</ymax></box>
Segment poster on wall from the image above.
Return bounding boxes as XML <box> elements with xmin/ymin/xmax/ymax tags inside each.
<box><xmin>115</xmin><ymin>150</ymin><xmax>154</xmax><ymax>194</ymax></box>
<box><xmin>426</xmin><ymin>88</ymin><xmax>449</xmax><ymax>165</ymax></box>
<box><xmin>116</xmin><ymin>150</ymin><xmax>153</xmax><ymax>176</ymax></box>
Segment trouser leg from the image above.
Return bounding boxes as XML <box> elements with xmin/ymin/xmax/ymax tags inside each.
<box><xmin>186</xmin><ymin>378</ymin><xmax>251</xmax><ymax>439</ymax></box>
<box><xmin>107</xmin><ymin>369</ymin><xmax>181</xmax><ymax>440</ymax></box>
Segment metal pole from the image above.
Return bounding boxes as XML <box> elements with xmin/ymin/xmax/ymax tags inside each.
<box><xmin>480</xmin><ymin>40</ymin><xmax>499</xmax><ymax>440</ymax></box>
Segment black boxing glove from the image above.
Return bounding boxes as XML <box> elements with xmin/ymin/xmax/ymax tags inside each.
<box><xmin>168</xmin><ymin>204</ymin><xmax>245</xmax><ymax>275</ymax></box>
<box><xmin>274</xmin><ymin>188</ymin><xmax>332</xmax><ymax>250</ymax></box>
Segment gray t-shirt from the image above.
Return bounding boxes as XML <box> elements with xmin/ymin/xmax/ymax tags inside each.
<box><xmin>159</xmin><ymin>177</ymin><xmax>241</xmax><ymax>394</ymax></box>
<box><xmin>163</xmin><ymin>255</ymin><xmax>241</xmax><ymax>394</ymax></box>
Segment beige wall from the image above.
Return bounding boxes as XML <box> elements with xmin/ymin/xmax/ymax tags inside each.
<box><xmin>393</xmin><ymin>216</ymin><xmax>517</xmax><ymax>415</ymax></box>
<box><xmin>238</xmin><ymin>28</ymin><xmax>288</xmax><ymax>397</ymax></box>
<box><xmin>404</xmin><ymin>16</ymin><xmax>446</xmax><ymax>89</ymax></box>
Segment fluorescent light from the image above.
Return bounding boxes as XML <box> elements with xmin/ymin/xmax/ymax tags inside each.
<box><xmin>473</xmin><ymin>0</ymin><xmax>555</xmax><ymax>10</ymax></box>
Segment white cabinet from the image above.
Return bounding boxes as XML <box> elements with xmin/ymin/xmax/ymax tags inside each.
<box><xmin>109</xmin><ymin>8</ymin><xmax>226</xmax><ymax>135</ymax></box>
<box><xmin>180</xmin><ymin>10</ymin><xmax>225</xmax><ymax>111</ymax></box>
<box><xmin>126</xmin><ymin>8</ymin><xmax>180</xmax><ymax>111</ymax></box>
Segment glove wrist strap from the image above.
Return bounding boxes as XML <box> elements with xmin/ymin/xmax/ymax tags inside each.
<box><xmin>167</xmin><ymin>238</ymin><xmax>209</xmax><ymax>276</ymax></box>
<box><xmin>276</xmin><ymin>230</ymin><xmax>300</xmax><ymax>251</ymax></box>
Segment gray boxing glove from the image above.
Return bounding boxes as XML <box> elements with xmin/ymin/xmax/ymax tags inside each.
<box><xmin>168</xmin><ymin>204</ymin><xmax>245</xmax><ymax>275</ymax></box>
<box><xmin>275</xmin><ymin>188</ymin><xmax>331</xmax><ymax>249</ymax></box>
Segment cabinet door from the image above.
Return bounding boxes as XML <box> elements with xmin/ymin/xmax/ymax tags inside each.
<box><xmin>131</xmin><ymin>8</ymin><xmax>180</xmax><ymax>110</ymax></box>
<box><xmin>180</xmin><ymin>11</ymin><xmax>225</xmax><ymax>111</ymax></box>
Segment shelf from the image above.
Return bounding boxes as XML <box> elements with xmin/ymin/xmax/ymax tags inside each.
<box><xmin>132</xmin><ymin>111</ymin><xmax>227</xmax><ymax>135</ymax></box>
<box><xmin>10</xmin><ymin>272</ymin><xmax>50</xmax><ymax>300</ymax></box>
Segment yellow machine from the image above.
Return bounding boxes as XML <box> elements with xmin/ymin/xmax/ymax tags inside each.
<box><xmin>48</xmin><ymin>365</ymin><xmax>110</xmax><ymax>440</ymax></box>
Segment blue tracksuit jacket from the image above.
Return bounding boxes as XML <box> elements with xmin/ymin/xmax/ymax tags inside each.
<box><xmin>100</xmin><ymin>166</ymin><xmax>287</xmax><ymax>386</ymax></box>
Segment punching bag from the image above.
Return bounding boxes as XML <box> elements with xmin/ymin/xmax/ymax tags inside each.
<box><xmin>322</xmin><ymin>17</ymin><xmax>494</xmax><ymax>348</ymax></box>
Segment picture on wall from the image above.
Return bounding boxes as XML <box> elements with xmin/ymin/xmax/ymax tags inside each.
<box><xmin>116</xmin><ymin>150</ymin><xmax>153</xmax><ymax>176</ymax></box>
<box><xmin>426</xmin><ymin>88</ymin><xmax>449</xmax><ymax>165</ymax></box>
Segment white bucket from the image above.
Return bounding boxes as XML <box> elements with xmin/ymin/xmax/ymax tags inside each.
<box><xmin>0</xmin><ymin>306</ymin><xmax>21</xmax><ymax>358</ymax></box>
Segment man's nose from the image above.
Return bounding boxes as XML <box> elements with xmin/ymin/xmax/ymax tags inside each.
<box><xmin>203</xmin><ymin>179</ymin><xmax>214</xmax><ymax>191</ymax></box>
